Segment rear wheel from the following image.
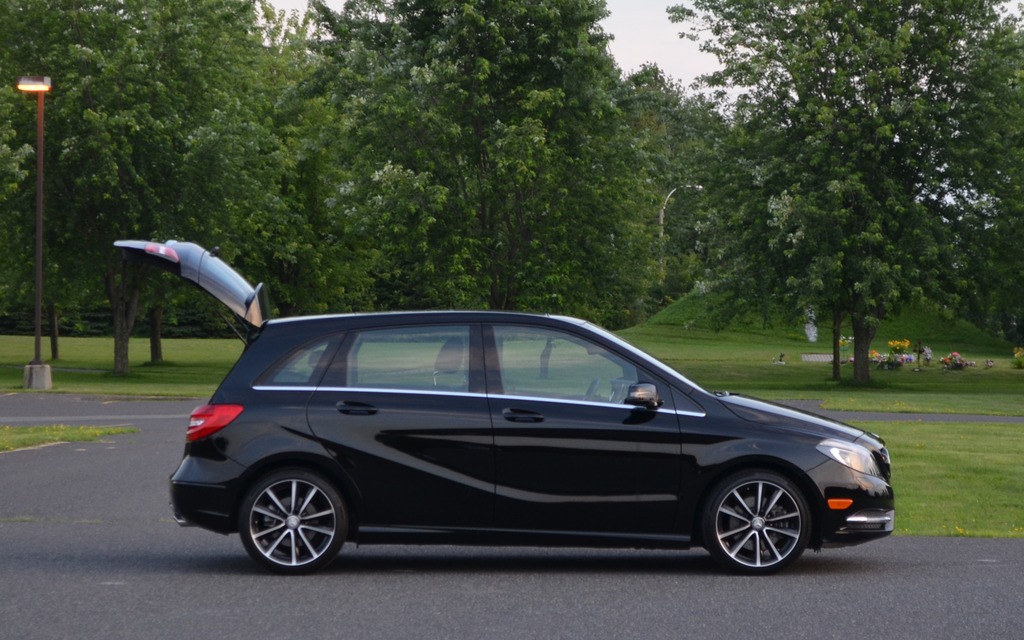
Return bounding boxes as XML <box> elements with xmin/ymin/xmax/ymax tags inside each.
<box><xmin>238</xmin><ymin>469</ymin><xmax>347</xmax><ymax>574</ymax></box>
<box><xmin>701</xmin><ymin>470</ymin><xmax>810</xmax><ymax>574</ymax></box>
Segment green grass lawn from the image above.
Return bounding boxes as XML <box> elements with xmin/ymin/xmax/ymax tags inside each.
<box><xmin>860</xmin><ymin>421</ymin><xmax>1024</xmax><ymax>537</ymax></box>
<box><xmin>0</xmin><ymin>425</ymin><xmax>138</xmax><ymax>452</ymax></box>
<box><xmin>1</xmin><ymin>335</ymin><xmax>242</xmax><ymax>397</ymax></box>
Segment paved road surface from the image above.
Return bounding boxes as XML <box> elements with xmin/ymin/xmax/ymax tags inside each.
<box><xmin>1</xmin><ymin>393</ymin><xmax>1022</xmax><ymax>639</ymax></box>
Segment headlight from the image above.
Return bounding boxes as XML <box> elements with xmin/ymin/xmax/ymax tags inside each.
<box><xmin>817</xmin><ymin>439</ymin><xmax>881</xmax><ymax>477</ymax></box>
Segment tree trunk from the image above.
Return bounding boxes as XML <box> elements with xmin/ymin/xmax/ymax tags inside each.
<box><xmin>850</xmin><ymin>313</ymin><xmax>877</xmax><ymax>385</ymax></box>
<box><xmin>149</xmin><ymin>305</ymin><xmax>164</xmax><ymax>364</ymax></box>
<box><xmin>108</xmin><ymin>260</ymin><xmax>142</xmax><ymax>376</ymax></box>
<box><xmin>49</xmin><ymin>302</ymin><xmax>60</xmax><ymax>361</ymax></box>
<box><xmin>831</xmin><ymin>307</ymin><xmax>844</xmax><ymax>382</ymax></box>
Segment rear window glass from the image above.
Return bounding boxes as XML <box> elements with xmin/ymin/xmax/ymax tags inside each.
<box><xmin>259</xmin><ymin>337</ymin><xmax>337</xmax><ymax>386</ymax></box>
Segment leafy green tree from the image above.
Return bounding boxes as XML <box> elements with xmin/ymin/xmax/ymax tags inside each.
<box><xmin>942</xmin><ymin>28</ymin><xmax>1024</xmax><ymax>344</ymax></box>
<box><xmin>0</xmin><ymin>89</ymin><xmax>32</xmax><ymax>318</ymax></box>
<box><xmin>670</xmin><ymin>0</ymin><xmax>1021</xmax><ymax>382</ymax></box>
<box><xmin>228</xmin><ymin>3</ymin><xmax>377</xmax><ymax>318</ymax></box>
<box><xmin>311</xmin><ymin>0</ymin><xmax>658</xmax><ymax>326</ymax></box>
<box><xmin>0</xmin><ymin>0</ymin><xmax>277</xmax><ymax>373</ymax></box>
<box><xmin>617</xmin><ymin>65</ymin><xmax>725</xmax><ymax>309</ymax></box>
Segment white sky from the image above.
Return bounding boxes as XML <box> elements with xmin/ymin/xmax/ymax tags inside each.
<box><xmin>268</xmin><ymin>0</ymin><xmax>718</xmax><ymax>88</ymax></box>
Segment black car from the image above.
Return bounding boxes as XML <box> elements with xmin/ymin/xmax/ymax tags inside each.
<box><xmin>116</xmin><ymin>239</ymin><xmax>894</xmax><ymax>575</ymax></box>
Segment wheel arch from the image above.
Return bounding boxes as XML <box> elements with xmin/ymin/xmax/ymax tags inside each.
<box><xmin>232</xmin><ymin>453</ymin><xmax>362</xmax><ymax>540</ymax></box>
<box><xmin>689</xmin><ymin>457</ymin><xmax>825</xmax><ymax>550</ymax></box>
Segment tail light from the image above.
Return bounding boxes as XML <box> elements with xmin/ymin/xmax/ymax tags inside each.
<box><xmin>187</xmin><ymin>404</ymin><xmax>244</xmax><ymax>442</ymax></box>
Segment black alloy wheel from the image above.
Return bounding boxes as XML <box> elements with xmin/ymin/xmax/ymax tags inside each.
<box><xmin>238</xmin><ymin>468</ymin><xmax>347</xmax><ymax>574</ymax></box>
<box><xmin>701</xmin><ymin>470</ymin><xmax>810</xmax><ymax>574</ymax></box>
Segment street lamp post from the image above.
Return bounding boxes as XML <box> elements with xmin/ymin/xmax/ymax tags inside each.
<box><xmin>657</xmin><ymin>187</ymin><xmax>678</xmax><ymax>283</ymax></box>
<box><xmin>17</xmin><ymin>76</ymin><xmax>52</xmax><ymax>390</ymax></box>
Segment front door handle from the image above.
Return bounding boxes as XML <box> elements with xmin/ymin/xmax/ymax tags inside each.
<box><xmin>502</xmin><ymin>408</ymin><xmax>544</xmax><ymax>423</ymax></box>
<box><xmin>336</xmin><ymin>401</ymin><xmax>378</xmax><ymax>416</ymax></box>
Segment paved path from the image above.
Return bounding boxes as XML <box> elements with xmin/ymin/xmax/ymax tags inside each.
<box><xmin>778</xmin><ymin>399</ymin><xmax>1024</xmax><ymax>424</ymax></box>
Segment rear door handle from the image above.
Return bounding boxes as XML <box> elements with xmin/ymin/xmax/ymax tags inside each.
<box><xmin>336</xmin><ymin>401</ymin><xmax>378</xmax><ymax>416</ymax></box>
<box><xmin>502</xmin><ymin>408</ymin><xmax>544</xmax><ymax>423</ymax></box>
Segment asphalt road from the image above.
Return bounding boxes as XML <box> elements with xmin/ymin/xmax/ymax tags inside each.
<box><xmin>1</xmin><ymin>393</ymin><xmax>1022</xmax><ymax>640</ymax></box>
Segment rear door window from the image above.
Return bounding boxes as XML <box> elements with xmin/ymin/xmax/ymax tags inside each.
<box><xmin>326</xmin><ymin>325</ymin><xmax>475</xmax><ymax>393</ymax></box>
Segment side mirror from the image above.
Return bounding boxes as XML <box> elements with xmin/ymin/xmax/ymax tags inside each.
<box><xmin>624</xmin><ymin>383</ymin><xmax>663</xmax><ymax>410</ymax></box>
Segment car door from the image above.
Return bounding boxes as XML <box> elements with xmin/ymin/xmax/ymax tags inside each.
<box><xmin>486</xmin><ymin>323</ymin><xmax>683</xmax><ymax>536</ymax></box>
<box><xmin>305</xmin><ymin>323</ymin><xmax>495</xmax><ymax>530</ymax></box>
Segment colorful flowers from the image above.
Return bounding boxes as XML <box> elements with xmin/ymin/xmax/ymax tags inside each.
<box><xmin>941</xmin><ymin>351</ymin><xmax>975</xmax><ymax>370</ymax></box>
<box><xmin>887</xmin><ymin>338</ymin><xmax>911</xmax><ymax>354</ymax></box>
<box><xmin>872</xmin><ymin>340</ymin><xmax>915</xmax><ymax>370</ymax></box>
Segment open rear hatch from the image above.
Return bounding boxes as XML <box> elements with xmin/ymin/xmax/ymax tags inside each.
<box><xmin>115</xmin><ymin>240</ymin><xmax>270</xmax><ymax>341</ymax></box>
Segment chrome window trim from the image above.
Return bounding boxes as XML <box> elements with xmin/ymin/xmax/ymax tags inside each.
<box><xmin>251</xmin><ymin>385</ymin><xmax>706</xmax><ymax>418</ymax></box>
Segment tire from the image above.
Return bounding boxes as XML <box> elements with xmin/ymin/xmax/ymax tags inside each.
<box><xmin>238</xmin><ymin>468</ymin><xmax>348</xmax><ymax>574</ymax></box>
<box><xmin>701</xmin><ymin>470</ymin><xmax>810</xmax><ymax>575</ymax></box>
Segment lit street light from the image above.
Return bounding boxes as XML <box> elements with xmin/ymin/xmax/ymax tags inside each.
<box><xmin>17</xmin><ymin>75</ymin><xmax>52</xmax><ymax>390</ymax></box>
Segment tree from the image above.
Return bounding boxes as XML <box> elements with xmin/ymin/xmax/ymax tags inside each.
<box><xmin>670</xmin><ymin>0</ymin><xmax>1021</xmax><ymax>382</ymax></box>
<box><xmin>0</xmin><ymin>0</ymin><xmax>276</xmax><ymax>374</ymax></box>
<box><xmin>311</xmin><ymin>0</ymin><xmax>659</xmax><ymax>327</ymax></box>
<box><xmin>0</xmin><ymin>88</ymin><xmax>33</xmax><ymax>320</ymax></box>
<box><xmin>226</xmin><ymin>3</ymin><xmax>377</xmax><ymax>318</ymax></box>
<box><xmin>616</xmin><ymin>66</ymin><xmax>706</xmax><ymax>308</ymax></box>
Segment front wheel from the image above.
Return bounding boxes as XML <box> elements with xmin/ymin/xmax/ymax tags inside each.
<box><xmin>238</xmin><ymin>469</ymin><xmax>348</xmax><ymax>574</ymax></box>
<box><xmin>701</xmin><ymin>470</ymin><xmax>810</xmax><ymax>574</ymax></box>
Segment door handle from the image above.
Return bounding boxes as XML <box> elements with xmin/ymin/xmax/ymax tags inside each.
<box><xmin>502</xmin><ymin>408</ymin><xmax>544</xmax><ymax>423</ymax></box>
<box><xmin>336</xmin><ymin>401</ymin><xmax>378</xmax><ymax>416</ymax></box>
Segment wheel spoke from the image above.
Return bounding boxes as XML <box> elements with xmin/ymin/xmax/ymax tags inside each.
<box><xmin>720</xmin><ymin>522</ymin><xmax>751</xmax><ymax>539</ymax></box>
<box><xmin>298</xmin><ymin>486</ymin><xmax>319</xmax><ymax>515</ymax></box>
<box><xmin>767</xmin><ymin>510</ymin><xmax>799</xmax><ymax>523</ymax></box>
<box><xmin>766</xmin><ymin>526</ymin><xmax>800</xmax><ymax>540</ymax></box>
<box><xmin>719</xmin><ymin>506</ymin><xmax>750</xmax><ymax>523</ymax></box>
<box><xmin>300</xmin><ymin>524</ymin><xmax>335</xmax><ymax>536</ymax></box>
<box><xmin>729</xmin><ymin>489</ymin><xmax>756</xmax><ymax>518</ymax></box>
<box><xmin>763</xmin><ymin>486</ymin><xmax>783</xmax><ymax>514</ymax></box>
<box><xmin>297</xmin><ymin>529</ymin><xmax>322</xmax><ymax>560</ymax></box>
<box><xmin>253</xmin><ymin>505</ymin><xmax>285</xmax><ymax>522</ymax></box>
<box><xmin>725</xmin><ymin>530</ymin><xmax>756</xmax><ymax>559</ymax></box>
<box><xmin>264</xmin><ymin>529</ymin><xmax>289</xmax><ymax>556</ymax></box>
<box><xmin>266</xmin><ymin>487</ymin><xmax>289</xmax><ymax>515</ymax></box>
<box><xmin>253</xmin><ymin>521</ymin><xmax>285</xmax><ymax>540</ymax></box>
<box><xmin>762</xmin><ymin>533</ymin><xmax>781</xmax><ymax>563</ymax></box>
<box><xmin>301</xmin><ymin>508</ymin><xmax>334</xmax><ymax>521</ymax></box>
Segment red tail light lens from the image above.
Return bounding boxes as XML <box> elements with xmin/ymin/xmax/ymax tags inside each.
<box><xmin>144</xmin><ymin>243</ymin><xmax>180</xmax><ymax>263</ymax></box>
<box><xmin>187</xmin><ymin>404</ymin><xmax>244</xmax><ymax>442</ymax></box>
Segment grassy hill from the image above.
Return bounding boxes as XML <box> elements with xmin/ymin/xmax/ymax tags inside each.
<box><xmin>620</xmin><ymin>293</ymin><xmax>1021</xmax><ymax>414</ymax></box>
<box><xmin>640</xmin><ymin>293</ymin><xmax>1011</xmax><ymax>354</ymax></box>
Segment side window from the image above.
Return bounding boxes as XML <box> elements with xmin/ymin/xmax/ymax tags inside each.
<box><xmin>259</xmin><ymin>337</ymin><xmax>337</xmax><ymax>387</ymax></box>
<box><xmin>342</xmin><ymin>325</ymin><xmax>471</xmax><ymax>392</ymax></box>
<box><xmin>492</xmin><ymin>325</ymin><xmax>638</xmax><ymax>403</ymax></box>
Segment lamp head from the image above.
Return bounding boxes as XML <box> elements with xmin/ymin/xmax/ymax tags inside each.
<box><xmin>17</xmin><ymin>76</ymin><xmax>51</xmax><ymax>93</ymax></box>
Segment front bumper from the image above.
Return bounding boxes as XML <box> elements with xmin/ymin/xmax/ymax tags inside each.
<box><xmin>808</xmin><ymin>461</ymin><xmax>896</xmax><ymax>547</ymax></box>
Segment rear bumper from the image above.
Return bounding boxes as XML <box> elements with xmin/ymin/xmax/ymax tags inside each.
<box><xmin>169</xmin><ymin>455</ymin><xmax>246</xmax><ymax>534</ymax></box>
